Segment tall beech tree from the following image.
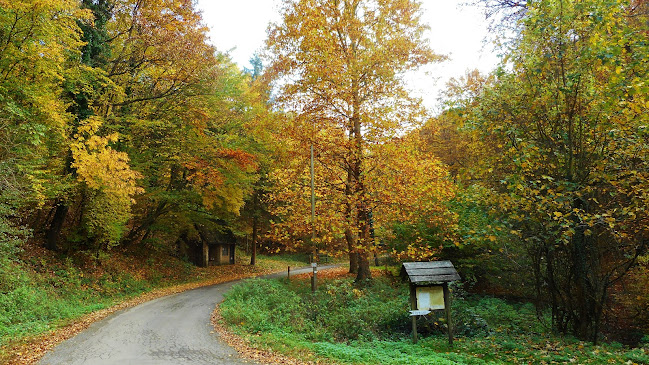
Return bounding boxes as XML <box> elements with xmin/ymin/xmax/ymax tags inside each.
<box><xmin>266</xmin><ymin>0</ymin><xmax>443</xmax><ymax>281</ymax></box>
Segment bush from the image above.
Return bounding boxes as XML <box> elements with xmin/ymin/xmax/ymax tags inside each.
<box><xmin>625</xmin><ymin>348</ymin><xmax>649</xmax><ymax>364</ymax></box>
<box><xmin>453</xmin><ymin>294</ymin><xmax>548</xmax><ymax>337</ymax></box>
<box><xmin>221</xmin><ymin>279</ymin><xmax>308</xmax><ymax>334</ymax></box>
<box><xmin>309</xmin><ymin>278</ymin><xmax>410</xmax><ymax>341</ymax></box>
<box><xmin>221</xmin><ymin>276</ymin><xmax>410</xmax><ymax>342</ymax></box>
<box><xmin>220</xmin><ymin>273</ymin><xmax>649</xmax><ymax>365</ymax></box>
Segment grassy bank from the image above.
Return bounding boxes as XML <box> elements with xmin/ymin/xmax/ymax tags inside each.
<box><xmin>0</xmin><ymin>243</ymin><xmax>308</xmax><ymax>364</ymax></box>
<box><xmin>219</xmin><ymin>268</ymin><xmax>649</xmax><ymax>364</ymax></box>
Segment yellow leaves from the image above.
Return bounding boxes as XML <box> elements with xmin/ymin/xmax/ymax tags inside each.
<box><xmin>68</xmin><ymin>115</ymin><xmax>144</xmax><ymax>248</ymax></box>
<box><xmin>0</xmin><ymin>0</ymin><xmax>90</xmax><ymax>139</ymax></box>
<box><xmin>393</xmin><ymin>242</ymin><xmax>442</xmax><ymax>262</ymax></box>
<box><xmin>605</xmin><ymin>216</ymin><xmax>616</xmax><ymax>229</ymax></box>
<box><xmin>74</xmin><ymin>117</ymin><xmax>102</xmax><ymax>140</ymax></box>
<box><xmin>71</xmin><ymin>117</ymin><xmax>143</xmax><ymax>198</ymax></box>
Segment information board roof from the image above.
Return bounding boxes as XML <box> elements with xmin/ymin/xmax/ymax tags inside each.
<box><xmin>400</xmin><ymin>261</ymin><xmax>461</xmax><ymax>285</ymax></box>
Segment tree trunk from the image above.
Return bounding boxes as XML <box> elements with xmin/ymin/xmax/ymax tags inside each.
<box><xmin>355</xmin><ymin>251</ymin><xmax>371</xmax><ymax>282</ymax></box>
<box><xmin>352</xmin><ymin>178</ymin><xmax>372</xmax><ymax>282</ymax></box>
<box><xmin>348</xmin><ymin>249</ymin><xmax>359</xmax><ymax>274</ymax></box>
<box><xmin>351</xmin><ymin>77</ymin><xmax>371</xmax><ymax>283</ymax></box>
<box><xmin>46</xmin><ymin>202</ymin><xmax>68</xmax><ymax>251</ymax></box>
<box><xmin>345</xmin><ymin>225</ymin><xmax>358</xmax><ymax>273</ymax></box>
<box><xmin>354</xmin><ymin>195</ymin><xmax>372</xmax><ymax>282</ymax></box>
<box><xmin>344</xmin><ymin>163</ymin><xmax>358</xmax><ymax>273</ymax></box>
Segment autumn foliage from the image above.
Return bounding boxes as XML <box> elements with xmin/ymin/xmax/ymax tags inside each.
<box><xmin>264</xmin><ymin>0</ymin><xmax>452</xmax><ymax>280</ymax></box>
<box><xmin>0</xmin><ymin>0</ymin><xmax>648</xmax><ymax>350</ymax></box>
<box><xmin>444</xmin><ymin>0</ymin><xmax>649</xmax><ymax>343</ymax></box>
<box><xmin>0</xmin><ymin>0</ymin><xmax>263</xmax><ymax>258</ymax></box>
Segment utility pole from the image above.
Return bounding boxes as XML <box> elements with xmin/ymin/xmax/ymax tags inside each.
<box><xmin>311</xmin><ymin>144</ymin><xmax>315</xmax><ymax>248</ymax></box>
<box><xmin>311</xmin><ymin>143</ymin><xmax>317</xmax><ymax>293</ymax></box>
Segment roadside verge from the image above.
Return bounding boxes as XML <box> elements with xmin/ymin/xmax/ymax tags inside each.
<box><xmin>4</xmin><ymin>262</ymin><xmax>304</xmax><ymax>365</ymax></box>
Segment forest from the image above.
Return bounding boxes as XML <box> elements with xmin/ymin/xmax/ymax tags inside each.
<box><xmin>1</xmin><ymin>0</ymin><xmax>648</xmax><ymax>362</ymax></box>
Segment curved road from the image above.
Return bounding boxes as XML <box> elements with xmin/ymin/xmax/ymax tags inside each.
<box><xmin>39</xmin><ymin>266</ymin><xmax>325</xmax><ymax>365</ymax></box>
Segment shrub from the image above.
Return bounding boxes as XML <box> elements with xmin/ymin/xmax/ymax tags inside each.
<box><xmin>221</xmin><ymin>279</ymin><xmax>308</xmax><ymax>334</ymax></box>
<box><xmin>221</xmin><ymin>276</ymin><xmax>410</xmax><ymax>342</ymax></box>
<box><xmin>625</xmin><ymin>348</ymin><xmax>649</xmax><ymax>365</ymax></box>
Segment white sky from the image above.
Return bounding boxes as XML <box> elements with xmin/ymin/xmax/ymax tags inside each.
<box><xmin>195</xmin><ymin>0</ymin><xmax>500</xmax><ymax>111</ymax></box>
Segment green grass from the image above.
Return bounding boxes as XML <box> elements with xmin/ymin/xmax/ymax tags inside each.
<box><xmin>251</xmin><ymin>251</ymin><xmax>314</xmax><ymax>271</ymax></box>
<box><xmin>220</xmin><ymin>274</ymin><xmax>649</xmax><ymax>365</ymax></box>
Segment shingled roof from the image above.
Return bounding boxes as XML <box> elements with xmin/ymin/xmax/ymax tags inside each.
<box><xmin>400</xmin><ymin>261</ymin><xmax>461</xmax><ymax>285</ymax></box>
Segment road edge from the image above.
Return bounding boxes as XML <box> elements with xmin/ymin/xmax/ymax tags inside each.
<box><xmin>4</xmin><ymin>264</ymin><xmax>305</xmax><ymax>365</ymax></box>
<box><xmin>210</xmin><ymin>266</ymin><xmax>344</xmax><ymax>365</ymax></box>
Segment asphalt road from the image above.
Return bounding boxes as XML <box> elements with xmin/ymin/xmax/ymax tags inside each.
<box><xmin>39</xmin><ymin>266</ymin><xmax>327</xmax><ymax>365</ymax></box>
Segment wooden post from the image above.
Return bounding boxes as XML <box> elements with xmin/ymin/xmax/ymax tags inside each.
<box><xmin>202</xmin><ymin>242</ymin><xmax>210</xmax><ymax>268</ymax></box>
<box><xmin>443</xmin><ymin>283</ymin><xmax>453</xmax><ymax>346</ymax></box>
<box><xmin>214</xmin><ymin>243</ymin><xmax>221</xmax><ymax>267</ymax></box>
<box><xmin>410</xmin><ymin>284</ymin><xmax>418</xmax><ymax>343</ymax></box>
<box><xmin>311</xmin><ymin>263</ymin><xmax>317</xmax><ymax>293</ymax></box>
<box><xmin>287</xmin><ymin>266</ymin><xmax>290</xmax><ymax>280</ymax></box>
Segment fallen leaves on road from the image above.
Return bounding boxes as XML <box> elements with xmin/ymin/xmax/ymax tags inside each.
<box><xmin>292</xmin><ymin>266</ymin><xmax>391</xmax><ymax>281</ymax></box>
<box><xmin>291</xmin><ymin>266</ymin><xmax>353</xmax><ymax>281</ymax></box>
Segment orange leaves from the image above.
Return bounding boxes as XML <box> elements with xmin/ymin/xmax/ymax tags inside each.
<box><xmin>184</xmin><ymin>158</ymin><xmax>225</xmax><ymax>188</ymax></box>
<box><xmin>367</xmin><ymin>134</ymin><xmax>457</xmax><ymax>247</ymax></box>
<box><xmin>266</xmin><ymin>117</ymin><xmax>457</xmax><ymax>260</ymax></box>
<box><xmin>219</xmin><ymin>148</ymin><xmax>259</xmax><ymax>172</ymax></box>
<box><xmin>181</xmin><ymin>147</ymin><xmax>260</xmax><ymax>214</ymax></box>
<box><xmin>267</xmin><ymin>0</ymin><xmax>440</xmax><ymax>134</ymax></box>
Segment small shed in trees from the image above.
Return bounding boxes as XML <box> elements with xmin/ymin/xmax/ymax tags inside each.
<box><xmin>400</xmin><ymin>261</ymin><xmax>461</xmax><ymax>344</ymax></box>
<box><xmin>194</xmin><ymin>224</ymin><xmax>236</xmax><ymax>267</ymax></box>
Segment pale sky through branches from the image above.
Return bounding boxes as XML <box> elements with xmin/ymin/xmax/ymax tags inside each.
<box><xmin>196</xmin><ymin>0</ymin><xmax>499</xmax><ymax>111</ymax></box>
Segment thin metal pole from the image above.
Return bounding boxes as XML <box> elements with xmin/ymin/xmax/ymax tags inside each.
<box><xmin>310</xmin><ymin>144</ymin><xmax>317</xmax><ymax>292</ymax></box>
<box><xmin>310</xmin><ymin>144</ymin><xmax>315</xmax><ymax>242</ymax></box>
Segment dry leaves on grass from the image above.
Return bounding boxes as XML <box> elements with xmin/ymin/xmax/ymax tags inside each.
<box><xmin>2</xmin><ymin>264</ymin><xmax>292</xmax><ymax>365</ymax></box>
<box><xmin>212</xmin><ymin>266</ymin><xmax>380</xmax><ymax>365</ymax></box>
<box><xmin>211</xmin><ymin>309</ymin><xmax>321</xmax><ymax>365</ymax></box>
<box><xmin>291</xmin><ymin>266</ymin><xmax>389</xmax><ymax>281</ymax></box>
